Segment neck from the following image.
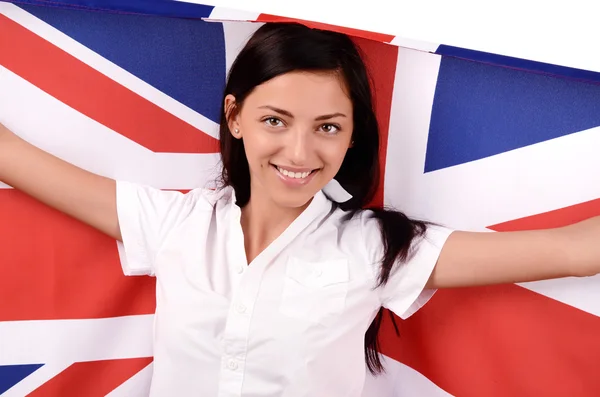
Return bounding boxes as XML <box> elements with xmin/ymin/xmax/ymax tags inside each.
<box><xmin>240</xmin><ymin>188</ymin><xmax>310</xmax><ymax>264</ymax></box>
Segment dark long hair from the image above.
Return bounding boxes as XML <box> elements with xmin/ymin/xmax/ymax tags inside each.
<box><xmin>218</xmin><ymin>22</ymin><xmax>427</xmax><ymax>375</ymax></box>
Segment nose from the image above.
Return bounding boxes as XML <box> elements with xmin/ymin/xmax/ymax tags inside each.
<box><xmin>287</xmin><ymin>128</ymin><xmax>312</xmax><ymax>166</ymax></box>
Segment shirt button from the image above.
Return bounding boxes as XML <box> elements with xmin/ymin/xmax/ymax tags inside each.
<box><xmin>236</xmin><ymin>265</ymin><xmax>244</xmax><ymax>274</ymax></box>
<box><xmin>314</xmin><ymin>268</ymin><xmax>323</xmax><ymax>277</ymax></box>
<box><xmin>227</xmin><ymin>359</ymin><xmax>238</xmax><ymax>370</ymax></box>
<box><xmin>236</xmin><ymin>303</ymin><xmax>247</xmax><ymax>314</ymax></box>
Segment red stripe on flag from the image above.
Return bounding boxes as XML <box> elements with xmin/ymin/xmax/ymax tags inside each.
<box><xmin>256</xmin><ymin>14</ymin><xmax>395</xmax><ymax>44</ymax></box>
<box><xmin>490</xmin><ymin>198</ymin><xmax>600</xmax><ymax>231</ymax></box>
<box><xmin>28</xmin><ymin>357</ymin><xmax>152</xmax><ymax>397</ymax></box>
<box><xmin>0</xmin><ymin>190</ymin><xmax>156</xmax><ymax>321</ymax></box>
<box><xmin>381</xmin><ymin>285</ymin><xmax>600</xmax><ymax>397</ymax></box>
<box><xmin>0</xmin><ymin>14</ymin><xmax>219</xmax><ymax>154</ymax></box>
<box><xmin>379</xmin><ymin>199</ymin><xmax>600</xmax><ymax>397</ymax></box>
<box><xmin>351</xmin><ymin>37</ymin><xmax>398</xmax><ymax>208</ymax></box>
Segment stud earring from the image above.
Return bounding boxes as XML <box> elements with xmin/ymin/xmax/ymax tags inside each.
<box><xmin>234</xmin><ymin>128</ymin><xmax>239</xmax><ymax>135</ymax></box>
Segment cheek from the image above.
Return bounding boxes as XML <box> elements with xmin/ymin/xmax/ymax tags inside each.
<box><xmin>242</xmin><ymin>132</ymin><xmax>272</xmax><ymax>168</ymax></box>
<box><xmin>322</xmin><ymin>141</ymin><xmax>350</xmax><ymax>169</ymax></box>
<box><xmin>242</xmin><ymin>142</ymin><xmax>259</xmax><ymax>168</ymax></box>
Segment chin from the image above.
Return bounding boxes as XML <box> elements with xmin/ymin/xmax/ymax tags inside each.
<box><xmin>269</xmin><ymin>189</ymin><xmax>316</xmax><ymax>210</ymax></box>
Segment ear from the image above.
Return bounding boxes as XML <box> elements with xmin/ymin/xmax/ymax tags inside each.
<box><xmin>224</xmin><ymin>94</ymin><xmax>242</xmax><ymax>139</ymax></box>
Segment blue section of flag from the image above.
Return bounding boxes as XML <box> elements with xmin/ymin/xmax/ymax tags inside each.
<box><xmin>436</xmin><ymin>45</ymin><xmax>600</xmax><ymax>85</ymax></box>
<box><xmin>425</xmin><ymin>56</ymin><xmax>600</xmax><ymax>172</ymax></box>
<box><xmin>20</xmin><ymin>4</ymin><xmax>226</xmax><ymax>123</ymax></box>
<box><xmin>0</xmin><ymin>364</ymin><xmax>44</xmax><ymax>394</ymax></box>
<box><xmin>8</xmin><ymin>0</ymin><xmax>214</xmax><ymax>19</ymax></box>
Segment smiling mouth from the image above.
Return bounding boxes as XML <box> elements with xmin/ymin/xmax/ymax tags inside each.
<box><xmin>270</xmin><ymin>164</ymin><xmax>319</xmax><ymax>180</ymax></box>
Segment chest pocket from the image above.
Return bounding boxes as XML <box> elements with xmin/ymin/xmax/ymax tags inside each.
<box><xmin>279</xmin><ymin>257</ymin><xmax>349</xmax><ymax>326</ymax></box>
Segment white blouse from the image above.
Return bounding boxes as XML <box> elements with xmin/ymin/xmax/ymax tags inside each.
<box><xmin>116</xmin><ymin>180</ymin><xmax>452</xmax><ymax>397</ymax></box>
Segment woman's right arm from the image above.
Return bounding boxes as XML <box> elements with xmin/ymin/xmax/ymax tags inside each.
<box><xmin>0</xmin><ymin>123</ymin><xmax>121</xmax><ymax>241</ymax></box>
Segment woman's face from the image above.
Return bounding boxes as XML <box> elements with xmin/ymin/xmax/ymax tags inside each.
<box><xmin>226</xmin><ymin>71</ymin><xmax>354</xmax><ymax>209</ymax></box>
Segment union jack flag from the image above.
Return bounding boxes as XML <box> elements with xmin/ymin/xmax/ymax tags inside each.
<box><xmin>0</xmin><ymin>1</ymin><xmax>599</xmax><ymax>396</ymax></box>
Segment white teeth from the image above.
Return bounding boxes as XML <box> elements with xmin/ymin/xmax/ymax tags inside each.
<box><xmin>276</xmin><ymin>166</ymin><xmax>312</xmax><ymax>179</ymax></box>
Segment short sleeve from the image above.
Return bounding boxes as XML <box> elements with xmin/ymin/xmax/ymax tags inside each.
<box><xmin>361</xmin><ymin>213</ymin><xmax>454</xmax><ymax>319</ymax></box>
<box><xmin>116</xmin><ymin>181</ymin><xmax>204</xmax><ymax>276</ymax></box>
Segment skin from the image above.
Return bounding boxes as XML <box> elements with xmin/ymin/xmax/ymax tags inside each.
<box><xmin>223</xmin><ymin>71</ymin><xmax>600</xmax><ymax>287</ymax></box>
<box><xmin>0</xmin><ymin>71</ymin><xmax>598</xmax><ymax>290</ymax></box>
<box><xmin>225</xmin><ymin>71</ymin><xmax>353</xmax><ymax>264</ymax></box>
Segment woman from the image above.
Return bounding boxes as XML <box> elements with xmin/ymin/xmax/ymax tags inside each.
<box><xmin>0</xmin><ymin>22</ymin><xmax>598</xmax><ymax>397</ymax></box>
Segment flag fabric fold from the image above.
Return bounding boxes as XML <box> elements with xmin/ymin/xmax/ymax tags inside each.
<box><xmin>0</xmin><ymin>1</ymin><xmax>599</xmax><ymax>396</ymax></box>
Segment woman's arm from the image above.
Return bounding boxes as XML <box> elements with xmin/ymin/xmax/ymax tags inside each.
<box><xmin>427</xmin><ymin>216</ymin><xmax>600</xmax><ymax>289</ymax></box>
<box><xmin>0</xmin><ymin>123</ymin><xmax>121</xmax><ymax>241</ymax></box>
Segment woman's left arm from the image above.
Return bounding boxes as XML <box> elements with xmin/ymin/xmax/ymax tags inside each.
<box><xmin>427</xmin><ymin>216</ymin><xmax>600</xmax><ymax>289</ymax></box>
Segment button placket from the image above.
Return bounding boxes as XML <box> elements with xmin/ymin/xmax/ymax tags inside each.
<box><xmin>217</xmin><ymin>191</ymin><xmax>330</xmax><ymax>396</ymax></box>
<box><xmin>218</xmin><ymin>259</ymin><xmax>263</xmax><ymax>396</ymax></box>
<box><xmin>226</xmin><ymin>359</ymin><xmax>238</xmax><ymax>371</ymax></box>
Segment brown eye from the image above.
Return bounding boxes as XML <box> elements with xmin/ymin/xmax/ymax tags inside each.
<box><xmin>319</xmin><ymin>124</ymin><xmax>340</xmax><ymax>135</ymax></box>
<box><xmin>264</xmin><ymin>117</ymin><xmax>284</xmax><ymax>127</ymax></box>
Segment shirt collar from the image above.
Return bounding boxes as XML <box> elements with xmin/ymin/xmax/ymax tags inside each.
<box><xmin>226</xmin><ymin>184</ymin><xmax>336</xmax><ymax>264</ymax></box>
<box><xmin>321</xmin><ymin>179</ymin><xmax>352</xmax><ymax>203</ymax></box>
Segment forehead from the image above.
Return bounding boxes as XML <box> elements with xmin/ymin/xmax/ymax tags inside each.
<box><xmin>244</xmin><ymin>71</ymin><xmax>353</xmax><ymax>115</ymax></box>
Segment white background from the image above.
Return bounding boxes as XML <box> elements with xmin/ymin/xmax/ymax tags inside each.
<box><xmin>181</xmin><ymin>0</ymin><xmax>600</xmax><ymax>74</ymax></box>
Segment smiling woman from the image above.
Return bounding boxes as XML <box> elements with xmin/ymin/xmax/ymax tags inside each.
<box><xmin>225</xmin><ymin>70</ymin><xmax>353</xmax><ymax>210</ymax></box>
<box><xmin>0</xmin><ymin>21</ymin><xmax>599</xmax><ymax>397</ymax></box>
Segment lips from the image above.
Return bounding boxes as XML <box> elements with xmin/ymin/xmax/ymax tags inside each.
<box><xmin>274</xmin><ymin>165</ymin><xmax>316</xmax><ymax>179</ymax></box>
<box><xmin>271</xmin><ymin>164</ymin><xmax>319</xmax><ymax>186</ymax></box>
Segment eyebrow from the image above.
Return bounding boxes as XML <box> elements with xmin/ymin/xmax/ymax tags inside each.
<box><xmin>258</xmin><ymin>105</ymin><xmax>347</xmax><ymax>121</ymax></box>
